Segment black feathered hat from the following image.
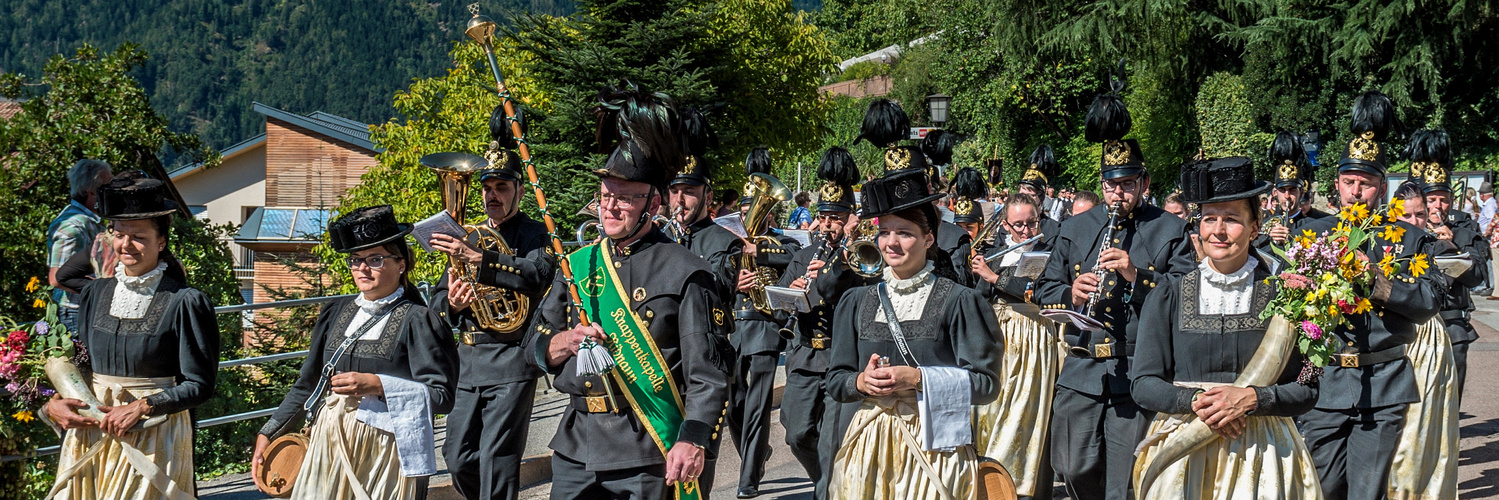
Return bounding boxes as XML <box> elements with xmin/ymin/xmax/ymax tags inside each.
<box><xmin>480</xmin><ymin>104</ymin><xmax>525</xmax><ymax>183</ymax></box>
<box><xmin>921</xmin><ymin>130</ymin><xmax>956</xmax><ymax>191</ymax></box>
<box><xmin>950</xmin><ymin>167</ymin><xmax>987</xmax><ymax>224</ymax></box>
<box><xmin>1337</xmin><ymin>90</ymin><xmax>1403</xmax><ymax>177</ymax></box>
<box><xmin>671</xmin><ymin>106</ymin><xmax>717</xmax><ymax>187</ymax></box>
<box><xmin>1085</xmin><ymin>60</ymin><xmax>1145</xmax><ymax>180</ymax></box>
<box><xmin>986</xmin><ymin>158</ymin><xmax>1004</xmax><ymax>191</ymax></box>
<box><xmin>816</xmin><ymin>146</ymin><xmax>858</xmax><ymax>213</ymax></box>
<box><xmin>740</xmin><ymin>147</ymin><xmax>773</xmax><ymax>205</ymax></box>
<box><xmin>1020</xmin><ymin>144</ymin><xmax>1058</xmax><ymax>192</ymax></box>
<box><xmin>857</xmin><ymin>99</ymin><xmax>910</xmax><ymax>149</ymax></box>
<box><xmin>1178</xmin><ymin>157</ymin><xmax>1270</xmax><ymax>205</ymax></box>
<box><xmin>591</xmin><ymin>83</ymin><xmax>688</xmax><ymax>191</ymax></box>
<box><xmin>860</xmin><ymin>168</ymin><xmax>943</xmax><ymax>236</ymax></box>
<box><xmin>97</xmin><ymin>176</ymin><xmax>178</xmax><ymax>220</ymax></box>
<box><xmin>328</xmin><ymin>205</ymin><xmax>413</xmax><ymax>254</ymax></box>
<box><xmin>1406</xmin><ymin>128</ymin><xmax>1453</xmax><ymax>194</ymax></box>
<box><xmin>1268</xmin><ymin>131</ymin><xmax>1312</xmax><ymax>190</ymax></box>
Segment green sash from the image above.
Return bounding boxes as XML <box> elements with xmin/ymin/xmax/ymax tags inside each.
<box><xmin>565</xmin><ymin>241</ymin><xmax>702</xmax><ymax>500</ymax></box>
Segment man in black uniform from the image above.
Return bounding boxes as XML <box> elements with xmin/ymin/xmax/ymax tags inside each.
<box><xmin>776</xmin><ymin>147</ymin><xmax>868</xmax><ymax>499</ymax></box>
<box><xmin>728</xmin><ymin>147</ymin><xmax>800</xmax><ymax>498</ymax></box>
<box><xmin>1296</xmin><ymin>91</ymin><xmax>1444</xmax><ymax>500</ymax></box>
<box><xmin>1409</xmin><ymin>128</ymin><xmax>1486</xmax><ymax>401</ymax></box>
<box><xmin>527</xmin><ymin>89</ymin><xmax>731</xmax><ymax>500</ymax></box>
<box><xmin>1033</xmin><ymin>91</ymin><xmax>1197</xmax><ymax>500</ymax></box>
<box><xmin>429</xmin><ymin>109</ymin><xmax>556</xmax><ymax>500</ymax></box>
<box><xmin>1256</xmin><ymin>131</ymin><xmax>1330</xmax><ymax>251</ymax></box>
<box><xmin>668</xmin><ymin>107</ymin><xmax>741</xmax><ymax>297</ymax></box>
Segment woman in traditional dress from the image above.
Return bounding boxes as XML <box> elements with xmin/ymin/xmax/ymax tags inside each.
<box><xmin>1131</xmin><ymin>157</ymin><xmax>1322</xmax><ymax>499</ymax></box>
<box><xmin>968</xmin><ymin>192</ymin><xmax>1064</xmax><ymax>500</ymax></box>
<box><xmin>42</xmin><ymin>177</ymin><xmax>220</xmax><ymax>500</ymax></box>
<box><xmin>1385</xmin><ymin>180</ymin><xmax>1460</xmax><ymax>499</ymax></box>
<box><xmin>253</xmin><ymin>205</ymin><xmax>457</xmax><ymax>500</ymax></box>
<box><xmin>826</xmin><ymin>167</ymin><xmax>1001</xmax><ymax>500</ymax></box>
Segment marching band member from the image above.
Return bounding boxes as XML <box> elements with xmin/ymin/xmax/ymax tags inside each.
<box><xmin>45</xmin><ymin>177</ymin><xmax>220</xmax><ymax>500</ymax></box>
<box><xmin>1256</xmin><ymin>131</ymin><xmax>1329</xmax><ymax>250</ymax></box>
<box><xmin>256</xmin><ymin>205</ymin><xmax>458</xmax><ymax>500</ymax></box>
<box><xmin>428</xmin><ymin>108</ymin><xmax>558</xmax><ymax>500</ymax></box>
<box><xmin>1131</xmin><ymin>157</ymin><xmax>1321</xmax><ymax>499</ymax></box>
<box><xmin>1034</xmin><ymin>88</ymin><xmax>1197</xmax><ymax>500</ymax></box>
<box><xmin>669</xmin><ymin>106</ymin><xmax>742</xmax><ymax>298</ymax></box>
<box><xmin>825</xmin><ymin>168</ymin><xmax>1001</xmax><ymax>500</ymax></box>
<box><xmin>950</xmin><ymin>167</ymin><xmax>988</xmax><ymax>242</ymax></box>
<box><xmin>728</xmin><ymin>147</ymin><xmax>801</xmax><ymax>499</ymax></box>
<box><xmin>525</xmin><ymin>87</ymin><xmax>730</xmax><ymax>499</ymax></box>
<box><xmin>1011</xmin><ymin>145</ymin><xmax>1065</xmax><ymax>243</ymax></box>
<box><xmin>858</xmin><ymin>99</ymin><xmax>969</xmax><ymax>285</ymax></box>
<box><xmin>777</xmin><ymin>146</ymin><xmax>870</xmax><ymax>498</ymax></box>
<box><xmin>1295</xmin><ymin>91</ymin><xmax>1443</xmax><ymax>500</ymax></box>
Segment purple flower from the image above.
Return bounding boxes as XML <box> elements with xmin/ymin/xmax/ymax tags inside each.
<box><xmin>4</xmin><ymin>382</ymin><xmax>16</xmax><ymax>393</ymax></box>
<box><xmin>35</xmin><ymin>321</ymin><xmax>49</xmax><ymax>337</ymax></box>
<box><xmin>1301</xmin><ymin>321</ymin><xmax>1323</xmax><ymax>340</ymax></box>
<box><xmin>40</xmin><ymin>388</ymin><xmax>55</xmax><ymax>397</ymax></box>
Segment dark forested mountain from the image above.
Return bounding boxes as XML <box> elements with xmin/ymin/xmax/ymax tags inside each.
<box><xmin>0</xmin><ymin>0</ymin><xmax>574</xmax><ymax>156</ymax></box>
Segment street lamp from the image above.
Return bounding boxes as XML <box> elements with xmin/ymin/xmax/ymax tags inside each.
<box><xmin>927</xmin><ymin>94</ymin><xmax>951</xmax><ymax>127</ymax></box>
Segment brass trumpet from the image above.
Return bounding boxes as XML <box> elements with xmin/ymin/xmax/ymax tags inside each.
<box><xmin>420</xmin><ymin>152</ymin><xmax>530</xmax><ymax>334</ymax></box>
<box><xmin>844</xmin><ymin>219</ymin><xmax>884</xmax><ymax>277</ymax></box>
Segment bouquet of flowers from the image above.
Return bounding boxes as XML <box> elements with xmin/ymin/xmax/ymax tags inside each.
<box><xmin>0</xmin><ymin>277</ymin><xmax>91</xmax><ymax>416</ymax></box>
<box><xmin>1260</xmin><ymin>202</ymin><xmax>1429</xmax><ymax>382</ymax></box>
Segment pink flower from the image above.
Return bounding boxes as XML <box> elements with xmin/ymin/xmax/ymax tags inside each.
<box><xmin>1279</xmin><ymin>273</ymin><xmax>1314</xmax><ymax>290</ymax></box>
<box><xmin>1301</xmin><ymin>321</ymin><xmax>1323</xmax><ymax>340</ymax></box>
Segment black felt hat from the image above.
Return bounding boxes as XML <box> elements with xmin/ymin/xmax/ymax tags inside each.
<box><xmin>1406</xmin><ymin>128</ymin><xmax>1453</xmax><ymax>194</ymax></box>
<box><xmin>860</xmin><ymin>168</ymin><xmax>943</xmax><ymax>219</ymax></box>
<box><xmin>479</xmin><ymin>105</ymin><xmax>526</xmax><ymax>183</ymax></box>
<box><xmin>591</xmin><ymin>83</ymin><xmax>688</xmax><ymax>191</ymax></box>
<box><xmin>882</xmin><ymin>145</ymin><xmax>930</xmax><ymax>175</ymax></box>
<box><xmin>1020</xmin><ymin>144</ymin><xmax>1058</xmax><ymax>191</ymax></box>
<box><xmin>328</xmin><ymin>205</ymin><xmax>413</xmax><ymax>254</ymax></box>
<box><xmin>1337</xmin><ymin>90</ymin><xmax>1403</xmax><ymax>177</ymax></box>
<box><xmin>97</xmin><ymin>177</ymin><xmax>178</xmax><ymax>220</ymax></box>
<box><xmin>1178</xmin><ymin>156</ymin><xmax>1270</xmax><ymax>205</ymax></box>
<box><xmin>1268</xmin><ymin>131</ymin><xmax>1313</xmax><ymax>189</ymax></box>
<box><xmin>816</xmin><ymin>146</ymin><xmax>858</xmax><ymax>213</ymax></box>
<box><xmin>671</xmin><ymin>106</ymin><xmax>717</xmax><ymax>187</ymax></box>
<box><xmin>950</xmin><ymin>167</ymin><xmax>987</xmax><ymax>224</ymax></box>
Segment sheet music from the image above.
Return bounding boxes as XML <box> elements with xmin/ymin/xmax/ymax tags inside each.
<box><xmin>764</xmin><ymin>285</ymin><xmax>812</xmax><ymax>313</ymax></box>
<box><xmin>1015</xmin><ymin>251</ymin><xmax>1052</xmax><ymax>278</ymax></box>
<box><xmin>1040</xmin><ymin>308</ymin><xmax>1105</xmax><ymax>332</ymax></box>
<box><xmin>412</xmin><ymin>211</ymin><xmax>470</xmax><ymax>252</ymax></box>
<box><xmin>714</xmin><ymin>213</ymin><xmax>747</xmax><ymax>239</ymax></box>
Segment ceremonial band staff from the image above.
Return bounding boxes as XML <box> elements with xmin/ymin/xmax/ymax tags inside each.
<box><xmin>1294</xmin><ymin>91</ymin><xmax>1444</xmax><ymax>500</ymax></box>
<box><xmin>525</xmin><ymin>87</ymin><xmax>731</xmax><ymax>500</ymax></box>
<box><xmin>776</xmin><ymin>146</ymin><xmax>872</xmax><ymax>499</ymax></box>
<box><xmin>1033</xmin><ymin>73</ymin><xmax>1198</xmax><ymax>500</ymax></box>
<box><xmin>426</xmin><ymin>107</ymin><xmax>558</xmax><ymax>500</ymax></box>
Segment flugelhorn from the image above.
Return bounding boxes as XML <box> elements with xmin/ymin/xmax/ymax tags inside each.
<box><xmin>844</xmin><ymin>219</ymin><xmax>884</xmax><ymax>277</ymax></box>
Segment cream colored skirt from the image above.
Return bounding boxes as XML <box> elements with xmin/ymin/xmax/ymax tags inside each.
<box><xmin>49</xmin><ymin>375</ymin><xmax>196</xmax><ymax>500</ymax></box>
<box><xmin>1132</xmin><ymin>411</ymin><xmax>1322</xmax><ymax>500</ymax></box>
<box><xmin>1387</xmin><ymin>317</ymin><xmax>1460</xmax><ymax>500</ymax></box>
<box><xmin>830</xmin><ymin>392</ymin><xmax>977</xmax><ymax>500</ymax></box>
<box><xmin>972</xmin><ymin>305</ymin><xmax>1064</xmax><ymax>497</ymax></box>
<box><xmin>290</xmin><ymin>393</ymin><xmax>418</xmax><ymax>500</ymax></box>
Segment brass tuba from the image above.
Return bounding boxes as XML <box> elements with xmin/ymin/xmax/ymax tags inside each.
<box><xmin>420</xmin><ymin>152</ymin><xmax>530</xmax><ymax>334</ymax></box>
<box><xmin>844</xmin><ymin>219</ymin><xmax>885</xmax><ymax>277</ymax></box>
<box><xmin>740</xmin><ymin>172</ymin><xmax>792</xmax><ymax>314</ymax></box>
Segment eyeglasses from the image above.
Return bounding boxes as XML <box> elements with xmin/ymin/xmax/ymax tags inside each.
<box><xmin>1102</xmin><ymin>177</ymin><xmax>1141</xmax><ymax>192</ymax></box>
<box><xmin>597</xmin><ymin>191</ymin><xmax>652</xmax><ymax>209</ymax></box>
<box><xmin>346</xmin><ymin>254</ymin><xmax>402</xmax><ymax>270</ymax></box>
<box><xmin>1006</xmin><ymin>220</ymin><xmax>1040</xmax><ymax>231</ymax></box>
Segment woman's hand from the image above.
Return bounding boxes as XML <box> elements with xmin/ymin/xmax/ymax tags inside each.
<box><xmin>97</xmin><ymin>399</ymin><xmax>151</xmax><ymax>437</ymax></box>
<box><xmin>855</xmin><ymin>354</ymin><xmax>922</xmax><ymax>396</ymax></box>
<box><xmin>329</xmin><ymin>372</ymin><xmax>384</xmax><ymax>398</ymax></box>
<box><xmin>1191</xmin><ymin>386</ymin><xmax>1257</xmax><ymax>439</ymax></box>
<box><xmin>252</xmin><ymin>434</ymin><xmax>270</xmax><ymax>481</ymax></box>
<box><xmin>970</xmin><ymin>255</ymin><xmax>1000</xmax><ymax>284</ymax></box>
<box><xmin>43</xmin><ymin>397</ymin><xmax>98</xmax><ymax>430</ymax></box>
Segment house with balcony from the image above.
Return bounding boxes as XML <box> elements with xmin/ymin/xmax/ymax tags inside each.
<box><xmin>171</xmin><ymin>102</ymin><xmax>379</xmax><ymax>308</ymax></box>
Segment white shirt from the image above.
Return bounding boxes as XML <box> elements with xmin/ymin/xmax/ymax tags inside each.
<box><xmin>1480</xmin><ymin>196</ymin><xmax>1498</xmax><ymax>232</ymax></box>
<box><xmin>875</xmin><ymin>262</ymin><xmax>936</xmax><ymax>324</ymax></box>
<box><xmin>1198</xmin><ymin>257</ymin><xmax>1257</xmax><ymax>316</ymax></box>
<box><xmin>110</xmin><ymin>262</ymin><xmax>168</xmax><ymax>319</ymax></box>
<box><xmin>347</xmin><ymin>288</ymin><xmax>405</xmax><ymax>340</ymax></box>
<box><xmin>997</xmin><ymin>234</ymin><xmax>1037</xmax><ymax>268</ymax></box>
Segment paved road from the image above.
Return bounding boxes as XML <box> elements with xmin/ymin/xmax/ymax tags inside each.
<box><xmin>204</xmin><ymin>293</ymin><xmax>1499</xmax><ymax>499</ymax></box>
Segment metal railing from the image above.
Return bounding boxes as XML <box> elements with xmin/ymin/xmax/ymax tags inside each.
<box><xmin>2</xmin><ymin>294</ymin><xmax>354</xmax><ymax>462</ymax></box>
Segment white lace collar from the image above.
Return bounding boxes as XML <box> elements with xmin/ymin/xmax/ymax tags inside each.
<box><xmin>884</xmin><ymin>261</ymin><xmax>935</xmax><ymax>294</ymax></box>
<box><xmin>355</xmin><ymin>287</ymin><xmax>405</xmax><ymax>314</ymax></box>
<box><xmin>1200</xmin><ymin>256</ymin><xmax>1257</xmax><ymax>287</ymax></box>
<box><xmin>110</xmin><ymin>262</ymin><xmax>168</xmax><ymax>319</ymax></box>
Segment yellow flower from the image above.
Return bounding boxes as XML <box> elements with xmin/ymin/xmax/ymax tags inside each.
<box><xmin>25</xmin><ymin>277</ymin><xmax>39</xmax><ymax>293</ymax></box>
<box><xmin>1409</xmin><ymin>254</ymin><xmax>1429</xmax><ymax>278</ymax></box>
<box><xmin>1353</xmin><ymin>298</ymin><xmax>1372</xmax><ymax>314</ymax></box>
<box><xmin>1380</xmin><ymin>225</ymin><xmax>1406</xmax><ymax>242</ymax></box>
<box><xmin>1378</xmin><ymin>254</ymin><xmax>1397</xmax><ymax>276</ymax></box>
<box><xmin>1370</xmin><ymin>214</ymin><xmax>1383</xmax><ymax>225</ymax></box>
<box><xmin>1333</xmin><ymin>221</ymin><xmax>1352</xmax><ymax>234</ymax></box>
<box><xmin>1327</xmin><ymin>304</ymin><xmax>1340</xmax><ymax>317</ymax></box>
<box><xmin>32</xmin><ymin>299</ymin><xmax>45</xmax><ymax>309</ymax></box>
<box><xmin>1386</xmin><ymin>201</ymin><xmax>1405</xmax><ymax>220</ymax></box>
<box><xmin>1341</xmin><ymin>203</ymin><xmax>1370</xmax><ymax>224</ymax></box>
<box><xmin>12</xmin><ymin>411</ymin><xmax>33</xmax><ymax>423</ymax></box>
<box><xmin>1301</xmin><ymin>230</ymin><xmax>1317</xmax><ymax>239</ymax></box>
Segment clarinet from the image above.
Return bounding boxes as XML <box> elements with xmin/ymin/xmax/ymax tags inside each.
<box><xmin>779</xmin><ymin>231</ymin><xmax>840</xmax><ymax>340</ymax></box>
<box><xmin>1084</xmin><ymin>202</ymin><xmax>1123</xmax><ymax>317</ymax></box>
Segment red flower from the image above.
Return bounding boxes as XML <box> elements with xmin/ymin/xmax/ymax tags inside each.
<box><xmin>1338</xmin><ymin>299</ymin><xmax>1355</xmax><ymax>314</ymax></box>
